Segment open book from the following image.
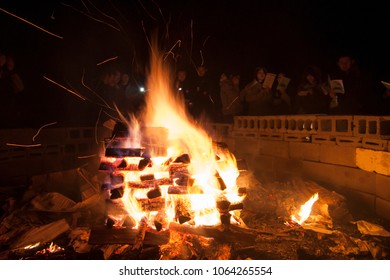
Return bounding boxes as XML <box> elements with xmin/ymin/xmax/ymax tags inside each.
<box><xmin>381</xmin><ymin>81</ymin><xmax>390</xmax><ymax>90</ymax></box>
<box><xmin>330</xmin><ymin>79</ymin><xmax>344</xmax><ymax>94</ymax></box>
<box><xmin>276</xmin><ymin>76</ymin><xmax>291</xmax><ymax>91</ymax></box>
<box><xmin>262</xmin><ymin>73</ymin><xmax>276</xmax><ymax>89</ymax></box>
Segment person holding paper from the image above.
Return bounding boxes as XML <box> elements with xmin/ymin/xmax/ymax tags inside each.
<box><xmin>219</xmin><ymin>72</ymin><xmax>242</xmax><ymax>122</ymax></box>
<box><xmin>271</xmin><ymin>72</ymin><xmax>292</xmax><ymax>115</ymax></box>
<box><xmin>328</xmin><ymin>54</ymin><xmax>366</xmax><ymax>115</ymax></box>
<box><xmin>241</xmin><ymin>66</ymin><xmax>273</xmax><ymax>115</ymax></box>
<box><xmin>294</xmin><ymin>65</ymin><xmax>329</xmax><ymax>114</ymax></box>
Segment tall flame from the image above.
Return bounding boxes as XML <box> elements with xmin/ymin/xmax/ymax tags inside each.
<box><xmin>116</xmin><ymin>39</ymin><xmax>243</xmax><ymax>228</ymax></box>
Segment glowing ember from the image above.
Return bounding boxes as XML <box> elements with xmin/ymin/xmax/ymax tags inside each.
<box><xmin>35</xmin><ymin>242</ymin><xmax>64</xmax><ymax>255</ymax></box>
<box><xmin>291</xmin><ymin>193</ymin><xmax>319</xmax><ymax>225</ymax></box>
<box><xmin>24</xmin><ymin>242</ymin><xmax>40</xmax><ymax>250</ymax></box>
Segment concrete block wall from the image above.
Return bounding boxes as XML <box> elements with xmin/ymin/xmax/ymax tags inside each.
<box><xmin>0</xmin><ymin>126</ymin><xmax>111</xmax><ymax>184</ymax></box>
<box><xmin>212</xmin><ymin>115</ymin><xmax>390</xmax><ymax>221</ymax></box>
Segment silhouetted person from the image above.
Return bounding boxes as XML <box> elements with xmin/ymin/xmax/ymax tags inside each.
<box><xmin>0</xmin><ymin>52</ymin><xmax>24</xmax><ymax>127</ymax></box>
<box><xmin>328</xmin><ymin>54</ymin><xmax>367</xmax><ymax>115</ymax></box>
<box><xmin>189</xmin><ymin>65</ymin><xmax>221</xmax><ymax>121</ymax></box>
<box><xmin>294</xmin><ymin>65</ymin><xmax>329</xmax><ymax>114</ymax></box>
<box><xmin>219</xmin><ymin>72</ymin><xmax>242</xmax><ymax>122</ymax></box>
<box><xmin>241</xmin><ymin>66</ymin><xmax>272</xmax><ymax>115</ymax></box>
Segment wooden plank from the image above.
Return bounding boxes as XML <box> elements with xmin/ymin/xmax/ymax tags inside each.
<box><xmin>169</xmin><ymin>223</ymin><xmax>256</xmax><ymax>243</ymax></box>
<box><xmin>88</xmin><ymin>226</ymin><xmax>170</xmax><ymax>245</ymax></box>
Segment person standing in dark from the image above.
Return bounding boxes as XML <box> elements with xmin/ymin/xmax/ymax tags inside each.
<box><xmin>270</xmin><ymin>72</ymin><xmax>292</xmax><ymax>115</ymax></box>
<box><xmin>0</xmin><ymin>51</ymin><xmax>24</xmax><ymax>127</ymax></box>
<box><xmin>173</xmin><ymin>68</ymin><xmax>193</xmax><ymax>113</ymax></box>
<box><xmin>189</xmin><ymin>65</ymin><xmax>221</xmax><ymax>122</ymax></box>
<box><xmin>219</xmin><ymin>72</ymin><xmax>242</xmax><ymax>122</ymax></box>
<box><xmin>328</xmin><ymin>54</ymin><xmax>368</xmax><ymax>115</ymax></box>
<box><xmin>294</xmin><ymin>65</ymin><xmax>329</xmax><ymax>114</ymax></box>
<box><xmin>240</xmin><ymin>66</ymin><xmax>272</xmax><ymax>116</ymax></box>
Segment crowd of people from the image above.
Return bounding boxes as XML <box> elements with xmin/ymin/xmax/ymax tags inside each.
<box><xmin>1</xmin><ymin>50</ymin><xmax>390</xmax><ymax>128</ymax></box>
<box><xmin>173</xmin><ymin>54</ymin><xmax>390</xmax><ymax>123</ymax></box>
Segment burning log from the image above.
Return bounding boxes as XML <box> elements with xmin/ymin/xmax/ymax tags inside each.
<box><xmin>110</xmin><ymin>187</ymin><xmax>124</xmax><ymax>199</ymax></box>
<box><xmin>154</xmin><ymin>212</ymin><xmax>169</xmax><ymax>232</ymax></box>
<box><xmin>98</xmin><ymin>162</ymin><xmax>115</xmax><ymax>172</ymax></box>
<box><xmin>175</xmin><ymin>198</ymin><xmax>193</xmax><ymax>224</ymax></box>
<box><xmin>229</xmin><ymin>202</ymin><xmax>244</xmax><ymax>211</ymax></box>
<box><xmin>168</xmin><ymin>185</ymin><xmax>188</xmax><ymax>194</ymax></box>
<box><xmin>238</xmin><ymin>187</ymin><xmax>247</xmax><ymax>196</ymax></box>
<box><xmin>137</xmin><ymin>197</ymin><xmax>165</xmax><ymax>212</ymax></box>
<box><xmin>217</xmin><ymin>200</ymin><xmax>232</xmax><ymax>228</ymax></box>
<box><xmin>173</xmin><ymin>154</ymin><xmax>191</xmax><ymax>163</ymax></box>
<box><xmin>105</xmin><ymin>148</ymin><xmax>144</xmax><ymax>158</ymax></box>
<box><xmin>88</xmin><ymin>227</ymin><xmax>170</xmax><ymax>246</ymax></box>
<box><xmin>105</xmin><ymin>199</ymin><xmax>128</xmax><ymax>216</ymax></box>
<box><xmin>169</xmin><ymin>223</ymin><xmax>256</xmax><ymax>244</ymax></box>
<box><xmin>138</xmin><ymin>158</ymin><xmax>152</xmax><ymax>170</ymax></box>
<box><xmin>110</xmin><ymin>173</ymin><xmax>124</xmax><ymax>185</ymax></box>
<box><xmin>10</xmin><ymin>219</ymin><xmax>70</xmax><ymax>250</ymax></box>
<box><xmin>169</xmin><ymin>163</ymin><xmax>189</xmax><ymax>178</ymax></box>
<box><xmin>147</xmin><ymin>187</ymin><xmax>162</xmax><ymax>199</ymax></box>
<box><xmin>140</xmin><ymin>174</ymin><xmax>155</xmax><ymax>181</ymax></box>
<box><xmin>133</xmin><ymin>217</ymin><xmax>147</xmax><ymax>250</ymax></box>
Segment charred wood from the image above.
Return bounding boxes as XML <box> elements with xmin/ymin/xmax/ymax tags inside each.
<box><xmin>88</xmin><ymin>227</ymin><xmax>169</xmax><ymax>246</ymax></box>
<box><xmin>105</xmin><ymin>148</ymin><xmax>144</xmax><ymax>158</ymax></box>
<box><xmin>169</xmin><ymin>223</ymin><xmax>256</xmax><ymax>244</ymax></box>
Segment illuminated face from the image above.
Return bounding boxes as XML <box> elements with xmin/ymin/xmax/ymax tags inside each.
<box><xmin>256</xmin><ymin>69</ymin><xmax>266</xmax><ymax>81</ymax></box>
<box><xmin>177</xmin><ymin>71</ymin><xmax>186</xmax><ymax>82</ymax></box>
<box><xmin>306</xmin><ymin>74</ymin><xmax>316</xmax><ymax>84</ymax></box>
<box><xmin>338</xmin><ymin>56</ymin><xmax>352</xmax><ymax>72</ymax></box>
<box><xmin>197</xmin><ymin>66</ymin><xmax>207</xmax><ymax>77</ymax></box>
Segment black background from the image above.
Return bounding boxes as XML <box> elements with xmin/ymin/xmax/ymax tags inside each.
<box><xmin>1</xmin><ymin>0</ymin><xmax>389</xmax><ymax>125</ymax></box>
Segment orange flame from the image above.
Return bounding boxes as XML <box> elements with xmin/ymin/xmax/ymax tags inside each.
<box><xmin>291</xmin><ymin>193</ymin><xmax>319</xmax><ymax>225</ymax></box>
<box><xmin>116</xmin><ymin>39</ymin><xmax>243</xmax><ymax>229</ymax></box>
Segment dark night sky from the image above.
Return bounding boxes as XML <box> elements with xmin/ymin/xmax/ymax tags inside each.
<box><xmin>1</xmin><ymin>0</ymin><xmax>390</xmax><ymax>125</ymax></box>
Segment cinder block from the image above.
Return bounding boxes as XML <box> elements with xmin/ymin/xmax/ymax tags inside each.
<box><xmin>285</xmin><ymin>115</ymin><xmax>318</xmax><ymax>134</ymax></box>
<box><xmin>233</xmin><ymin>139</ymin><xmax>260</xmax><ymax>157</ymax></box>
<box><xmin>376</xmin><ymin>197</ymin><xmax>390</xmax><ymax>221</ymax></box>
<box><xmin>353</xmin><ymin>116</ymin><xmax>390</xmax><ymax>140</ymax></box>
<box><xmin>342</xmin><ymin>168</ymin><xmax>376</xmax><ymax>195</ymax></box>
<box><xmin>289</xmin><ymin>142</ymin><xmax>320</xmax><ymax>161</ymax></box>
<box><xmin>233</xmin><ymin>116</ymin><xmax>260</xmax><ymax>133</ymax></box>
<box><xmin>258</xmin><ymin>132</ymin><xmax>284</xmax><ymax>141</ymax></box>
<box><xmin>258</xmin><ymin>115</ymin><xmax>287</xmax><ymax>133</ymax></box>
<box><xmin>356</xmin><ymin>148</ymin><xmax>390</xmax><ymax>176</ymax></box>
<box><xmin>319</xmin><ymin>144</ymin><xmax>356</xmax><ymax>167</ymax></box>
<box><xmin>274</xmin><ymin>157</ymin><xmax>303</xmax><ymax>178</ymax></box>
<box><xmin>283</xmin><ymin>133</ymin><xmax>311</xmax><ymax>142</ymax></box>
<box><xmin>335</xmin><ymin>136</ymin><xmax>362</xmax><ymax>147</ymax></box>
<box><xmin>375</xmin><ymin>174</ymin><xmax>390</xmax><ymax>201</ymax></box>
<box><xmin>244</xmin><ymin>154</ymin><xmax>276</xmax><ymax>181</ymax></box>
<box><xmin>344</xmin><ymin>190</ymin><xmax>376</xmax><ymax>214</ymax></box>
<box><xmin>259</xmin><ymin>139</ymin><xmax>289</xmax><ymax>158</ymax></box>
<box><xmin>362</xmin><ymin>138</ymin><xmax>388</xmax><ymax>151</ymax></box>
<box><xmin>251</xmin><ymin>154</ymin><xmax>275</xmax><ymax>173</ymax></box>
<box><xmin>312</xmin><ymin>134</ymin><xmax>335</xmax><ymax>144</ymax></box>
<box><xmin>231</xmin><ymin>131</ymin><xmax>258</xmax><ymax>138</ymax></box>
<box><xmin>302</xmin><ymin>161</ymin><xmax>375</xmax><ymax>194</ymax></box>
<box><xmin>302</xmin><ymin>161</ymin><xmax>343</xmax><ymax>187</ymax></box>
<box><xmin>317</xmin><ymin>115</ymin><xmax>354</xmax><ymax>136</ymax></box>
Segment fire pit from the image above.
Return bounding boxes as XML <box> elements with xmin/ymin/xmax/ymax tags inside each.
<box><xmin>89</xmin><ymin>118</ymin><xmax>249</xmax><ymax>248</ymax></box>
